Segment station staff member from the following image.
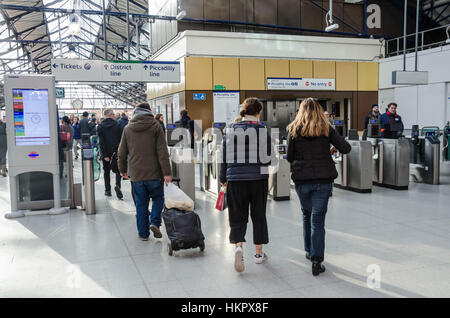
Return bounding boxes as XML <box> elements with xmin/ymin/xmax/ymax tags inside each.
<box><xmin>364</xmin><ymin>104</ymin><xmax>381</xmax><ymax>129</ymax></box>
<box><xmin>379</xmin><ymin>102</ymin><xmax>404</xmax><ymax>139</ymax></box>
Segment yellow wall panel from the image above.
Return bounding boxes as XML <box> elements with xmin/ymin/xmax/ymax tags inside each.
<box><xmin>265</xmin><ymin>59</ymin><xmax>290</xmax><ymax>79</ymax></box>
<box><xmin>213</xmin><ymin>58</ymin><xmax>239</xmax><ymax>90</ymax></box>
<box><xmin>313</xmin><ymin>61</ymin><xmax>336</xmax><ymax>78</ymax></box>
<box><xmin>358</xmin><ymin>62</ymin><xmax>379</xmax><ymax>91</ymax></box>
<box><xmin>290</xmin><ymin>60</ymin><xmax>313</xmax><ymax>78</ymax></box>
<box><xmin>185</xmin><ymin>57</ymin><xmax>213</xmax><ymax>90</ymax></box>
<box><xmin>239</xmin><ymin>58</ymin><xmax>265</xmax><ymax>90</ymax></box>
<box><xmin>335</xmin><ymin>61</ymin><xmax>358</xmax><ymax>91</ymax></box>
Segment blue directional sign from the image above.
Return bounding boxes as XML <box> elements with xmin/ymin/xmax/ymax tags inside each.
<box><xmin>193</xmin><ymin>93</ymin><xmax>206</xmax><ymax>101</ymax></box>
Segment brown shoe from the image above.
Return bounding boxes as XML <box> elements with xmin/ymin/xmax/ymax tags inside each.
<box><xmin>150</xmin><ymin>225</ymin><xmax>162</xmax><ymax>238</ymax></box>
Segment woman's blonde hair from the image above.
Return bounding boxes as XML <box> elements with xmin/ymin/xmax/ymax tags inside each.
<box><xmin>287</xmin><ymin>98</ymin><xmax>330</xmax><ymax>138</ymax></box>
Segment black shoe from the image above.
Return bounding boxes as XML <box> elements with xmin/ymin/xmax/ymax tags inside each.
<box><xmin>105</xmin><ymin>190</ymin><xmax>112</xmax><ymax>197</ymax></box>
<box><xmin>312</xmin><ymin>261</ymin><xmax>326</xmax><ymax>276</ymax></box>
<box><xmin>115</xmin><ymin>186</ymin><xmax>123</xmax><ymax>200</ymax></box>
<box><xmin>150</xmin><ymin>225</ymin><xmax>162</xmax><ymax>238</ymax></box>
<box><xmin>305</xmin><ymin>252</ymin><xmax>311</xmax><ymax>260</ymax></box>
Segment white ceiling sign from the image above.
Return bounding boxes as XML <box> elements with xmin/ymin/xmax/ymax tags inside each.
<box><xmin>267</xmin><ymin>77</ymin><xmax>335</xmax><ymax>91</ymax></box>
<box><xmin>51</xmin><ymin>59</ymin><xmax>181</xmax><ymax>83</ymax></box>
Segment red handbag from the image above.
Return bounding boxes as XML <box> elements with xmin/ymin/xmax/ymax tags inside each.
<box><xmin>215</xmin><ymin>186</ymin><xmax>228</xmax><ymax>212</ymax></box>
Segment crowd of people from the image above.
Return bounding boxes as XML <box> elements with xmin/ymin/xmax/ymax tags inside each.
<box><xmin>52</xmin><ymin>99</ymin><xmax>404</xmax><ymax>277</ymax></box>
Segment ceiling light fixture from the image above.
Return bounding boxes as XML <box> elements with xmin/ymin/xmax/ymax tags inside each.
<box><xmin>68</xmin><ymin>14</ymin><xmax>81</xmax><ymax>36</ymax></box>
<box><xmin>68</xmin><ymin>44</ymin><xmax>78</xmax><ymax>59</ymax></box>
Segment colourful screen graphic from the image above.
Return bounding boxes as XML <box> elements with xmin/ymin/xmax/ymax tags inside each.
<box><xmin>13</xmin><ymin>89</ymin><xmax>50</xmax><ymax>146</ymax></box>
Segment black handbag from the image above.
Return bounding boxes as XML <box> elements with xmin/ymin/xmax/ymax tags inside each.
<box><xmin>110</xmin><ymin>152</ymin><xmax>119</xmax><ymax>174</ymax></box>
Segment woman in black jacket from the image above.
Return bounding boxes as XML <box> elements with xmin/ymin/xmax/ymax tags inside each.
<box><xmin>287</xmin><ymin>98</ymin><xmax>351</xmax><ymax>276</ymax></box>
<box><xmin>219</xmin><ymin>97</ymin><xmax>273</xmax><ymax>273</ymax></box>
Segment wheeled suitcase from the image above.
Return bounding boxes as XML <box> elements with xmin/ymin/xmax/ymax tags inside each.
<box><xmin>162</xmin><ymin>178</ymin><xmax>205</xmax><ymax>255</ymax></box>
<box><xmin>163</xmin><ymin>208</ymin><xmax>205</xmax><ymax>255</ymax></box>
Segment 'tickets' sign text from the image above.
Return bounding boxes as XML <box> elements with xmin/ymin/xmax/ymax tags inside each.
<box><xmin>51</xmin><ymin>59</ymin><xmax>180</xmax><ymax>83</ymax></box>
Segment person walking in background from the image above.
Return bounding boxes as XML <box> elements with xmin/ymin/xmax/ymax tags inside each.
<box><xmin>72</xmin><ymin>116</ymin><xmax>81</xmax><ymax>160</ymax></box>
<box><xmin>155</xmin><ymin>114</ymin><xmax>166</xmax><ymax>134</ymax></box>
<box><xmin>364</xmin><ymin>104</ymin><xmax>380</xmax><ymax>129</ymax></box>
<box><xmin>118</xmin><ymin>112</ymin><xmax>129</xmax><ymax>132</ymax></box>
<box><xmin>287</xmin><ymin>98</ymin><xmax>351</xmax><ymax>276</ymax></box>
<box><xmin>60</xmin><ymin>116</ymin><xmax>74</xmax><ymax>151</ymax></box>
<box><xmin>69</xmin><ymin>113</ymin><xmax>75</xmax><ymax>125</ymax></box>
<box><xmin>115</xmin><ymin>112</ymin><xmax>121</xmax><ymax>121</ymax></box>
<box><xmin>0</xmin><ymin>116</ymin><xmax>7</xmax><ymax>177</ymax></box>
<box><xmin>379</xmin><ymin>102</ymin><xmax>404</xmax><ymax>139</ymax></box>
<box><xmin>175</xmin><ymin>109</ymin><xmax>195</xmax><ymax>149</ymax></box>
<box><xmin>79</xmin><ymin>111</ymin><xmax>93</xmax><ymax>138</ymax></box>
<box><xmin>219</xmin><ymin>97</ymin><xmax>273</xmax><ymax>273</ymax></box>
<box><xmin>118</xmin><ymin>102</ymin><xmax>172</xmax><ymax>241</ymax></box>
<box><xmin>90</xmin><ymin>116</ymin><xmax>98</xmax><ymax>135</ymax></box>
<box><xmin>97</xmin><ymin>109</ymin><xmax>123</xmax><ymax>199</ymax></box>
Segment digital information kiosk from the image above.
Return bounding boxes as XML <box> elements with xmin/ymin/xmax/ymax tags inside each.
<box><xmin>4</xmin><ymin>74</ymin><xmax>69</xmax><ymax>218</ymax></box>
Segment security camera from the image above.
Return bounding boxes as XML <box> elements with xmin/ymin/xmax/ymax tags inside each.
<box><xmin>176</xmin><ymin>10</ymin><xmax>186</xmax><ymax>21</ymax></box>
<box><xmin>325</xmin><ymin>23</ymin><xmax>339</xmax><ymax>32</ymax></box>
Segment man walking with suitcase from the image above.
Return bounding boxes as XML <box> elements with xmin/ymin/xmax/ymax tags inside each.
<box><xmin>118</xmin><ymin>102</ymin><xmax>172</xmax><ymax>241</ymax></box>
<box><xmin>97</xmin><ymin>109</ymin><xmax>123</xmax><ymax>199</ymax></box>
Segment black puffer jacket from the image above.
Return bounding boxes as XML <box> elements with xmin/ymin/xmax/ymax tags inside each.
<box><xmin>287</xmin><ymin>127</ymin><xmax>351</xmax><ymax>184</ymax></box>
<box><xmin>219</xmin><ymin>121</ymin><xmax>273</xmax><ymax>183</ymax></box>
<box><xmin>97</xmin><ymin>118</ymin><xmax>122</xmax><ymax>159</ymax></box>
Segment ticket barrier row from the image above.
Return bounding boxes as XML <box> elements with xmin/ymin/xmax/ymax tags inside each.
<box><xmin>335</xmin><ymin>120</ymin><xmax>411</xmax><ymax>192</ymax></box>
<box><xmin>409</xmin><ymin>126</ymin><xmax>441</xmax><ymax>185</ymax></box>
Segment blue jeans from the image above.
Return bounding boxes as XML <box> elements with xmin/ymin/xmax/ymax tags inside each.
<box><xmin>294</xmin><ymin>183</ymin><xmax>333</xmax><ymax>262</ymax></box>
<box><xmin>132</xmin><ymin>180</ymin><xmax>165</xmax><ymax>238</ymax></box>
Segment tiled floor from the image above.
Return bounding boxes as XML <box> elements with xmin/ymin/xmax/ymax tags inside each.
<box><xmin>1</xmin><ymin>160</ymin><xmax>450</xmax><ymax>298</ymax></box>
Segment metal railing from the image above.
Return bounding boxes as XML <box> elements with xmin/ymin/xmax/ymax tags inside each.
<box><xmin>385</xmin><ymin>24</ymin><xmax>450</xmax><ymax>57</ymax></box>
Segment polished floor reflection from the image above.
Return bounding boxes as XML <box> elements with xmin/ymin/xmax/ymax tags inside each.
<box><xmin>1</xmin><ymin>160</ymin><xmax>450</xmax><ymax>298</ymax></box>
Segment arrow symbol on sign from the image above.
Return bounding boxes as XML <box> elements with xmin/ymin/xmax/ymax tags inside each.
<box><xmin>144</xmin><ymin>65</ymin><xmax>148</xmax><ymax>70</ymax></box>
<box><xmin>52</xmin><ymin>63</ymin><xmax>58</xmax><ymax>68</ymax></box>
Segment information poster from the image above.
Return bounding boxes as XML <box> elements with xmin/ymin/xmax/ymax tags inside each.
<box><xmin>173</xmin><ymin>94</ymin><xmax>180</xmax><ymax>122</ymax></box>
<box><xmin>13</xmin><ymin>89</ymin><xmax>50</xmax><ymax>146</ymax></box>
<box><xmin>213</xmin><ymin>91</ymin><xmax>240</xmax><ymax>125</ymax></box>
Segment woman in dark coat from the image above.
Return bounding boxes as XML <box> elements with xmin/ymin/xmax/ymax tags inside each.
<box><xmin>155</xmin><ymin>114</ymin><xmax>166</xmax><ymax>134</ymax></box>
<box><xmin>287</xmin><ymin>98</ymin><xmax>351</xmax><ymax>276</ymax></box>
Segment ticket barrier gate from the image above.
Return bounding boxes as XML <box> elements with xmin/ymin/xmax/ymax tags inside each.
<box><xmin>203</xmin><ymin>123</ymin><xmax>226</xmax><ymax>196</ymax></box>
<box><xmin>80</xmin><ymin>134</ymin><xmax>100</xmax><ymax>215</ymax></box>
<box><xmin>7</xmin><ymin>149</ymin><xmax>79</xmax><ymax>217</ymax></box>
<box><xmin>443</xmin><ymin>123</ymin><xmax>450</xmax><ymax>162</ymax></box>
<box><xmin>367</xmin><ymin>120</ymin><xmax>381</xmax><ymax>138</ymax></box>
<box><xmin>369</xmin><ymin>138</ymin><xmax>410</xmax><ymax>190</ymax></box>
<box><xmin>169</xmin><ymin>146</ymin><xmax>196</xmax><ymax>203</ymax></box>
<box><xmin>268</xmin><ymin>143</ymin><xmax>291</xmax><ymax>200</ymax></box>
<box><xmin>409</xmin><ymin>126</ymin><xmax>440</xmax><ymax>185</ymax></box>
<box><xmin>333</xmin><ymin>120</ymin><xmax>346</xmax><ymax>137</ymax></box>
<box><xmin>334</xmin><ymin>134</ymin><xmax>373</xmax><ymax>193</ymax></box>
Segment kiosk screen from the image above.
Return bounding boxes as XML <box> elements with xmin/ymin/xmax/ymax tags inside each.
<box><xmin>13</xmin><ymin>88</ymin><xmax>50</xmax><ymax>146</ymax></box>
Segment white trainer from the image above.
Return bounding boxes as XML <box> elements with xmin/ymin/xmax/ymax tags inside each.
<box><xmin>254</xmin><ymin>252</ymin><xmax>268</xmax><ymax>264</ymax></box>
<box><xmin>234</xmin><ymin>246</ymin><xmax>245</xmax><ymax>272</ymax></box>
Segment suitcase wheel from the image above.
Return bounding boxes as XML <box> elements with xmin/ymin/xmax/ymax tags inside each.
<box><xmin>199</xmin><ymin>241</ymin><xmax>205</xmax><ymax>252</ymax></box>
<box><xmin>167</xmin><ymin>243</ymin><xmax>173</xmax><ymax>256</ymax></box>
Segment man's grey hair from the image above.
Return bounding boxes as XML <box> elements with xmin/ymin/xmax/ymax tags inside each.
<box><xmin>103</xmin><ymin>108</ymin><xmax>114</xmax><ymax>117</ymax></box>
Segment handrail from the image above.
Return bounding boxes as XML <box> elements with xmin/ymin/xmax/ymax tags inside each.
<box><xmin>386</xmin><ymin>24</ymin><xmax>450</xmax><ymax>57</ymax></box>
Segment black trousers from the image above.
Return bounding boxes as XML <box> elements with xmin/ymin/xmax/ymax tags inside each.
<box><xmin>227</xmin><ymin>179</ymin><xmax>269</xmax><ymax>245</ymax></box>
<box><xmin>103</xmin><ymin>159</ymin><xmax>121</xmax><ymax>192</ymax></box>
